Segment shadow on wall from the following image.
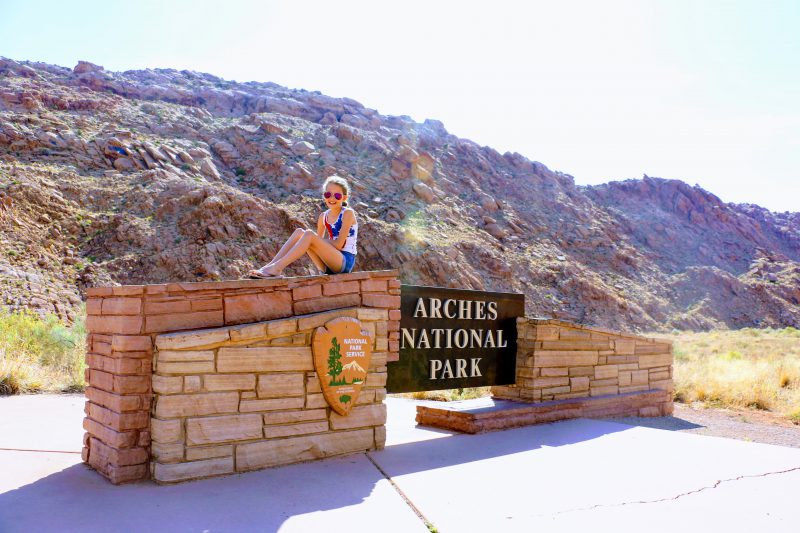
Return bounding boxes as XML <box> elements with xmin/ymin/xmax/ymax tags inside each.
<box><xmin>0</xmin><ymin>417</ymin><xmax>639</xmax><ymax>532</ymax></box>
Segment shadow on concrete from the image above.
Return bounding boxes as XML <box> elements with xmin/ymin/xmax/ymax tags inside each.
<box><xmin>0</xmin><ymin>453</ymin><xmax>421</xmax><ymax>533</ymax></box>
<box><xmin>604</xmin><ymin>416</ymin><xmax>705</xmax><ymax>431</ymax></box>
<box><xmin>373</xmin><ymin>418</ymin><xmax>634</xmax><ymax>477</ymax></box>
<box><xmin>0</xmin><ymin>419</ymin><xmax>635</xmax><ymax>532</ymax></box>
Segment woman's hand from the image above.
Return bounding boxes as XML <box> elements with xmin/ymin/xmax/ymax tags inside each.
<box><xmin>318</xmin><ymin>210</ymin><xmax>355</xmax><ymax>250</ymax></box>
<box><xmin>333</xmin><ymin>210</ymin><xmax>356</xmax><ymax>250</ymax></box>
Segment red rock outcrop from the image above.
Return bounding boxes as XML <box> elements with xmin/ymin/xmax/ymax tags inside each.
<box><xmin>0</xmin><ymin>58</ymin><xmax>798</xmax><ymax>330</ymax></box>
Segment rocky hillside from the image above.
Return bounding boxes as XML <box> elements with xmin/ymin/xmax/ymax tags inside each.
<box><xmin>1</xmin><ymin>58</ymin><xmax>798</xmax><ymax>332</ymax></box>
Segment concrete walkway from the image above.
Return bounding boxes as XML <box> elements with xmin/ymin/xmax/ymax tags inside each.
<box><xmin>1</xmin><ymin>395</ymin><xmax>799</xmax><ymax>532</ymax></box>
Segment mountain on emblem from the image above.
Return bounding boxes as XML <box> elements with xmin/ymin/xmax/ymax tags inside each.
<box><xmin>341</xmin><ymin>361</ymin><xmax>366</xmax><ymax>384</ymax></box>
<box><xmin>312</xmin><ymin>317</ymin><xmax>373</xmax><ymax>416</ymax></box>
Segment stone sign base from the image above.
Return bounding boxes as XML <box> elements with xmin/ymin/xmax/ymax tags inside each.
<box><xmin>82</xmin><ymin>272</ymin><xmax>674</xmax><ymax>484</ymax></box>
<box><xmin>416</xmin><ymin>389</ymin><xmax>672</xmax><ymax>434</ymax></box>
<box><xmin>82</xmin><ymin>270</ymin><xmax>400</xmax><ymax>484</ymax></box>
<box><xmin>416</xmin><ymin>317</ymin><xmax>675</xmax><ymax>434</ymax></box>
<box><xmin>493</xmin><ymin>317</ymin><xmax>674</xmax><ymax>404</ymax></box>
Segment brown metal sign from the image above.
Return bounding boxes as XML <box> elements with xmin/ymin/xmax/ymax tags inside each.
<box><xmin>387</xmin><ymin>285</ymin><xmax>524</xmax><ymax>393</ymax></box>
<box><xmin>312</xmin><ymin>317</ymin><xmax>373</xmax><ymax>415</ymax></box>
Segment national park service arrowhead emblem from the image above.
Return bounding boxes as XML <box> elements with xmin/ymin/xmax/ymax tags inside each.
<box><xmin>312</xmin><ymin>317</ymin><xmax>373</xmax><ymax>416</ymax></box>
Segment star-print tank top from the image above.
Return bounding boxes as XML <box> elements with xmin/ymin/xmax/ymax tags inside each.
<box><xmin>324</xmin><ymin>208</ymin><xmax>358</xmax><ymax>255</ymax></box>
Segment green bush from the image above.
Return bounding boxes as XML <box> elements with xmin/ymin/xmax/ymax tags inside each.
<box><xmin>722</xmin><ymin>350</ymin><xmax>744</xmax><ymax>361</ymax></box>
<box><xmin>0</xmin><ymin>308</ymin><xmax>86</xmax><ymax>394</ymax></box>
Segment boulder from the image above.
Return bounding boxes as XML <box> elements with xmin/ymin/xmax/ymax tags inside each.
<box><xmin>292</xmin><ymin>141</ymin><xmax>315</xmax><ymax>156</ymax></box>
<box><xmin>341</xmin><ymin>114</ymin><xmax>368</xmax><ymax>128</ymax></box>
<box><xmin>385</xmin><ymin>209</ymin><xmax>403</xmax><ymax>222</ymax></box>
<box><xmin>200</xmin><ymin>158</ymin><xmax>221</xmax><ymax>179</ymax></box>
<box><xmin>259</xmin><ymin>121</ymin><xmax>284</xmax><ymax>134</ymax></box>
<box><xmin>39</xmin><ymin>131</ymin><xmax>67</xmax><ymax>149</ymax></box>
<box><xmin>143</xmin><ymin>142</ymin><xmax>168</xmax><ymax>162</ymax></box>
<box><xmin>73</xmin><ymin>61</ymin><xmax>104</xmax><ymax>74</ymax></box>
<box><xmin>396</xmin><ymin>145</ymin><xmax>419</xmax><ymax>164</ymax></box>
<box><xmin>113</xmin><ymin>157</ymin><xmax>134</xmax><ymax>171</ymax></box>
<box><xmin>178</xmin><ymin>151</ymin><xmax>195</xmax><ymax>164</ymax></box>
<box><xmin>334</xmin><ymin>124</ymin><xmax>363</xmax><ymax>143</ymax></box>
<box><xmin>390</xmin><ymin>158</ymin><xmax>411</xmax><ymax>180</ymax></box>
<box><xmin>103</xmin><ymin>144</ymin><xmax>127</xmax><ymax>158</ymax></box>
<box><xmin>210</xmin><ymin>140</ymin><xmax>240</xmax><ymax>164</ymax></box>
<box><xmin>0</xmin><ymin>192</ymin><xmax>12</xmax><ymax>211</ymax></box>
<box><xmin>188</xmin><ymin>147</ymin><xmax>212</xmax><ymax>159</ymax></box>
<box><xmin>412</xmin><ymin>182</ymin><xmax>435</xmax><ymax>203</ymax></box>
<box><xmin>411</xmin><ymin>163</ymin><xmax>432</xmax><ymax>183</ymax></box>
<box><xmin>319</xmin><ymin>112</ymin><xmax>337</xmax><ymax>125</ymax></box>
<box><xmin>416</xmin><ymin>152</ymin><xmax>435</xmax><ymax>172</ymax></box>
<box><xmin>484</xmin><ymin>223</ymin><xmax>507</xmax><ymax>239</ymax></box>
<box><xmin>480</xmin><ymin>193</ymin><xmax>500</xmax><ymax>212</ymax></box>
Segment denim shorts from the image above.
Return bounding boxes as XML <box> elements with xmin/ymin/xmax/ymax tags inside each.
<box><xmin>325</xmin><ymin>251</ymin><xmax>356</xmax><ymax>275</ymax></box>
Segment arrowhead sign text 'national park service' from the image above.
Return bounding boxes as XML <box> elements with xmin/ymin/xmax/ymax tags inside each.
<box><xmin>312</xmin><ymin>317</ymin><xmax>373</xmax><ymax>416</ymax></box>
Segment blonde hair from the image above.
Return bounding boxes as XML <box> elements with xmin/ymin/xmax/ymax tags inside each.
<box><xmin>322</xmin><ymin>175</ymin><xmax>350</xmax><ymax>207</ymax></box>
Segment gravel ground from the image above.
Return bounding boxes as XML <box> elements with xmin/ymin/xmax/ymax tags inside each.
<box><xmin>611</xmin><ymin>403</ymin><xmax>800</xmax><ymax>449</ymax></box>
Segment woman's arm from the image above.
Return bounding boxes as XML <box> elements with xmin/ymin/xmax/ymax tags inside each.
<box><xmin>317</xmin><ymin>213</ymin><xmax>327</xmax><ymax>239</ymax></box>
<box><xmin>331</xmin><ymin>210</ymin><xmax>356</xmax><ymax>250</ymax></box>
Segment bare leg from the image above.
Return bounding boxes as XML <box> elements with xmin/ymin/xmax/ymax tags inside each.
<box><xmin>250</xmin><ymin>228</ymin><xmax>304</xmax><ymax>276</ymax></box>
<box><xmin>307</xmin><ymin>249</ymin><xmax>326</xmax><ymax>272</ymax></box>
<box><xmin>266</xmin><ymin>230</ymin><xmax>343</xmax><ymax>275</ymax></box>
<box><xmin>265</xmin><ymin>228</ymin><xmax>304</xmax><ymax>266</ymax></box>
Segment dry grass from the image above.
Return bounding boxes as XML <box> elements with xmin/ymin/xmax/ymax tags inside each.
<box><xmin>652</xmin><ymin>327</ymin><xmax>800</xmax><ymax>420</ymax></box>
<box><xmin>398</xmin><ymin>387</ymin><xmax>492</xmax><ymax>402</ymax></box>
<box><xmin>0</xmin><ymin>308</ymin><xmax>86</xmax><ymax>394</ymax></box>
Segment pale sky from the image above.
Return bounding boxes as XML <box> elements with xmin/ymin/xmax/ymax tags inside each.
<box><xmin>1</xmin><ymin>0</ymin><xmax>798</xmax><ymax>212</ymax></box>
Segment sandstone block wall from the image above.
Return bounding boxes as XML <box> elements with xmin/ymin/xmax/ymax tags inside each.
<box><xmin>150</xmin><ymin>307</ymin><xmax>389</xmax><ymax>483</ymax></box>
<box><xmin>82</xmin><ymin>270</ymin><xmax>399</xmax><ymax>484</ymax></box>
<box><xmin>492</xmin><ymin>318</ymin><xmax>674</xmax><ymax>416</ymax></box>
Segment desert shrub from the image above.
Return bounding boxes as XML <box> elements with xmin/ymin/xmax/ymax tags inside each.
<box><xmin>662</xmin><ymin>327</ymin><xmax>800</xmax><ymax>419</ymax></box>
<box><xmin>407</xmin><ymin>387</ymin><xmax>491</xmax><ymax>402</ymax></box>
<box><xmin>0</xmin><ymin>308</ymin><xmax>86</xmax><ymax>394</ymax></box>
<box><xmin>721</xmin><ymin>350</ymin><xmax>743</xmax><ymax>361</ymax></box>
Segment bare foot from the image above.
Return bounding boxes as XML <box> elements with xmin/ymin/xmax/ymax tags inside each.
<box><xmin>247</xmin><ymin>266</ymin><xmax>283</xmax><ymax>279</ymax></box>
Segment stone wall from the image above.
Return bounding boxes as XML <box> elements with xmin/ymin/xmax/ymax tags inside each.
<box><xmin>492</xmin><ymin>318</ymin><xmax>673</xmax><ymax>417</ymax></box>
<box><xmin>150</xmin><ymin>307</ymin><xmax>389</xmax><ymax>483</ymax></box>
<box><xmin>82</xmin><ymin>270</ymin><xmax>400</xmax><ymax>484</ymax></box>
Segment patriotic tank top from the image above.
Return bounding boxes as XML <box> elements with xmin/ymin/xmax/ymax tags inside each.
<box><xmin>324</xmin><ymin>208</ymin><xmax>358</xmax><ymax>255</ymax></box>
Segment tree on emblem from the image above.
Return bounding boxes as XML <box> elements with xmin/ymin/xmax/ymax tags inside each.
<box><xmin>327</xmin><ymin>336</ymin><xmax>344</xmax><ymax>385</ymax></box>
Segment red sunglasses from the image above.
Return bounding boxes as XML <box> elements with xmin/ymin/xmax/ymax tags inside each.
<box><xmin>324</xmin><ymin>191</ymin><xmax>343</xmax><ymax>200</ymax></box>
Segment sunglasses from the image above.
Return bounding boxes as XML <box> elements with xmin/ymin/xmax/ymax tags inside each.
<box><xmin>324</xmin><ymin>192</ymin><xmax>343</xmax><ymax>200</ymax></box>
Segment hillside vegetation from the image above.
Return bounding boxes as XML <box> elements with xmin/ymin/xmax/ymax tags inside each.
<box><xmin>0</xmin><ymin>57</ymin><xmax>798</xmax><ymax>334</ymax></box>
<box><xmin>664</xmin><ymin>327</ymin><xmax>800</xmax><ymax>422</ymax></box>
<box><xmin>0</xmin><ymin>308</ymin><xmax>85</xmax><ymax>394</ymax></box>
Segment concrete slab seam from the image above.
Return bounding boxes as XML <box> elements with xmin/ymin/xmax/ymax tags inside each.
<box><xmin>366</xmin><ymin>452</ymin><xmax>438</xmax><ymax>532</ymax></box>
<box><xmin>542</xmin><ymin>465</ymin><xmax>800</xmax><ymax>518</ymax></box>
<box><xmin>0</xmin><ymin>448</ymin><xmax>82</xmax><ymax>455</ymax></box>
